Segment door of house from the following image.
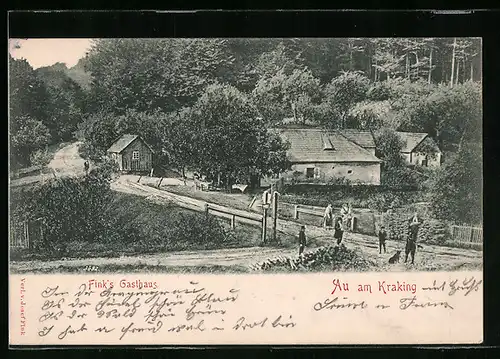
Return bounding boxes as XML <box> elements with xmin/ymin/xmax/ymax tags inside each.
<box><xmin>306</xmin><ymin>167</ymin><xmax>315</xmax><ymax>179</ymax></box>
<box><xmin>131</xmin><ymin>150</ymin><xmax>141</xmax><ymax>171</ymax></box>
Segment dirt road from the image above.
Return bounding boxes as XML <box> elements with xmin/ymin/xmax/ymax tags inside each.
<box><xmin>48</xmin><ymin>141</ymin><xmax>86</xmax><ymax>177</ymax></box>
<box><xmin>11</xmin><ymin>247</ymin><xmax>298</xmax><ymax>273</ymax></box>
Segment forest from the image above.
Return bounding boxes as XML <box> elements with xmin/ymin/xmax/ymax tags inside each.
<box><xmin>9</xmin><ymin>38</ymin><xmax>482</xmax><ymax>225</ymax></box>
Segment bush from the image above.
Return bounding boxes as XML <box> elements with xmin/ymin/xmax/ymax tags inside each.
<box><xmin>89</xmin><ymin>156</ymin><xmax>120</xmax><ymax>181</ymax></box>
<box><xmin>382</xmin><ymin>203</ymin><xmax>451</xmax><ymax>244</ymax></box>
<box><xmin>78</xmin><ymin>141</ymin><xmax>103</xmax><ymax>162</ymax></box>
<box><xmin>169</xmin><ymin>212</ymin><xmax>232</xmax><ymax>247</ymax></box>
<box><xmin>366</xmin><ymin>82</ymin><xmax>393</xmax><ymax>101</ymax></box>
<box><xmin>29</xmin><ymin>148</ymin><xmax>53</xmax><ymax>167</ymax></box>
<box><xmin>251</xmin><ymin>245</ymin><xmax>373</xmax><ymax>272</ymax></box>
<box><xmin>281</xmin><ymin>183</ymin><xmax>423</xmax><ymax>209</ymax></box>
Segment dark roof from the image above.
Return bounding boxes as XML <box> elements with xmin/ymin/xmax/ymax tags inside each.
<box><xmin>341</xmin><ymin>129</ymin><xmax>376</xmax><ymax>149</ymax></box>
<box><xmin>107</xmin><ymin>134</ymin><xmax>153</xmax><ymax>154</ymax></box>
<box><xmin>273</xmin><ymin>128</ymin><xmax>381</xmax><ymax>163</ymax></box>
<box><xmin>395</xmin><ymin>132</ymin><xmax>431</xmax><ymax>153</ymax></box>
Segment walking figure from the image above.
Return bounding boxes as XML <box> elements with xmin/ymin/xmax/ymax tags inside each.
<box><xmin>341</xmin><ymin>203</ymin><xmax>352</xmax><ymax>231</ymax></box>
<box><xmin>84</xmin><ymin>160</ymin><xmax>90</xmax><ymax>175</ymax></box>
<box><xmin>298</xmin><ymin>225</ymin><xmax>306</xmax><ymax>256</ymax></box>
<box><xmin>323</xmin><ymin>204</ymin><xmax>333</xmax><ymax>229</ymax></box>
<box><xmin>334</xmin><ymin>217</ymin><xmax>344</xmax><ymax>245</ymax></box>
<box><xmin>405</xmin><ymin>213</ymin><xmax>421</xmax><ymax>264</ymax></box>
<box><xmin>378</xmin><ymin>225</ymin><xmax>387</xmax><ymax>254</ymax></box>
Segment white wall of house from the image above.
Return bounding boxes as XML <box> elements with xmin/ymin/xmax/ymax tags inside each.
<box><xmin>403</xmin><ymin>152</ymin><xmax>441</xmax><ymax>168</ymax></box>
<box><xmin>280</xmin><ymin>162</ymin><xmax>381</xmax><ymax>185</ymax></box>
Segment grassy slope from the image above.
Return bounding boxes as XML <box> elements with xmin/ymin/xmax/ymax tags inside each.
<box><xmin>10</xmin><ymin>192</ymin><xmax>294</xmax><ymax>262</ymax></box>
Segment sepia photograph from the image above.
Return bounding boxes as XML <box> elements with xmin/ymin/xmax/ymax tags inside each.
<box><xmin>9</xmin><ymin>37</ymin><xmax>483</xmax><ymax>275</ymax></box>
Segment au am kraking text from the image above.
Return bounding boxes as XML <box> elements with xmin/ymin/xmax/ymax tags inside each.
<box><xmin>331</xmin><ymin>279</ymin><xmax>417</xmax><ymax>295</ymax></box>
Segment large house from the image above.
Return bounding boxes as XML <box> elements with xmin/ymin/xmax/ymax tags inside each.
<box><xmin>107</xmin><ymin>134</ymin><xmax>154</xmax><ymax>172</ymax></box>
<box><xmin>273</xmin><ymin>128</ymin><xmax>382</xmax><ymax>185</ymax></box>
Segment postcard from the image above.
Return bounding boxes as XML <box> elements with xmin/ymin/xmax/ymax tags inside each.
<box><xmin>8</xmin><ymin>37</ymin><xmax>483</xmax><ymax>346</ymax></box>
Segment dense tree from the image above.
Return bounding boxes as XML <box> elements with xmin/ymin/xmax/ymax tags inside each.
<box><xmin>9</xmin><ymin>56</ymin><xmax>53</xmax><ymax>168</ymax></box>
<box><xmin>395</xmin><ymin>81</ymin><xmax>481</xmax><ymax>152</ymax></box>
<box><xmin>324</xmin><ymin>71</ymin><xmax>370</xmax><ymax>128</ymax></box>
<box><xmin>10</xmin><ymin>115</ymin><xmax>51</xmax><ymax>168</ymax></box>
<box><xmin>38</xmin><ymin>67</ymin><xmax>86</xmax><ymax>141</ymax></box>
<box><xmin>373</xmin><ymin>128</ymin><xmax>420</xmax><ymax>188</ymax></box>
<box><xmin>430</xmin><ymin>143</ymin><xmax>482</xmax><ymax>224</ymax></box>
<box><xmin>253</xmin><ymin>67</ymin><xmax>322</xmax><ymax>124</ymax></box>
<box><xmin>9</xmin><ymin>56</ymin><xmax>51</xmax><ymax>127</ymax></box>
<box><xmin>188</xmin><ymin>83</ymin><xmax>290</xmax><ymax>188</ymax></box>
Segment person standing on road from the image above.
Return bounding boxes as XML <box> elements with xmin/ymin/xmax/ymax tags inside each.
<box><xmin>323</xmin><ymin>204</ymin><xmax>333</xmax><ymax>229</ymax></box>
<box><xmin>334</xmin><ymin>217</ymin><xmax>344</xmax><ymax>245</ymax></box>
<box><xmin>84</xmin><ymin>160</ymin><xmax>89</xmax><ymax>175</ymax></box>
<box><xmin>405</xmin><ymin>212</ymin><xmax>421</xmax><ymax>264</ymax></box>
<box><xmin>378</xmin><ymin>225</ymin><xmax>387</xmax><ymax>254</ymax></box>
<box><xmin>298</xmin><ymin>225</ymin><xmax>306</xmax><ymax>256</ymax></box>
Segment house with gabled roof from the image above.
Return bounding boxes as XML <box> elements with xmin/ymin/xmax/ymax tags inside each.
<box><xmin>396</xmin><ymin>131</ymin><xmax>442</xmax><ymax>167</ymax></box>
<box><xmin>107</xmin><ymin>134</ymin><xmax>154</xmax><ymax>172</ymax></box>
<box><xmin>337</xmin><ymin>129</ymin><xmax>442</xmax><ymax>168</ymax></box>
<box><xmin>272</xmin><ymin>128</ymin><xmax>382</xmax><ymax>185</ymax></box>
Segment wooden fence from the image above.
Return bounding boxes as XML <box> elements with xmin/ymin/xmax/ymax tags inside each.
<box><xmin>126</xmin><ymin>182</ymin><xmax>270</xmax><ymax>241</ymax></box>
<box><xmin>451</xmin><ymin>225</ymin><xmax>483</xmax><ymax>244</ymax></box>
<box><xmin>290</xmin><ymin>204</ymin><xmax>361</xmax><ymax>232</ymax></box>
<box><xmin>9</xmin><ymin>218</ymin><xmax>43</xmax><ymax>249</ymax></box>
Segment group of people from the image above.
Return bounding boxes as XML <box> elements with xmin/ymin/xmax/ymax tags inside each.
<box><xmin>322</xmin><ymin>203</ymin><xmax>351</xmax><ymax>245</ymax></box>
<box><xmin>299</xmin><ymin>206</ymin><xmax>423</xmax><ymax>265</ymax></box>
<box><xmin>377</xmin><ymin>212</ymin><xmax>422</xmax><ymax>264</ymax></box>
<box><xmin>298</xmin><ymin>203</ymin><xmax>351</xmax><ymax>255</ymax></box>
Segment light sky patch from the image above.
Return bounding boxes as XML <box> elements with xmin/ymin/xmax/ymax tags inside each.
<box><xmin>9</xmin><ymin>38</ymin><xmax>92</xmax><ymax>69</ymax></box>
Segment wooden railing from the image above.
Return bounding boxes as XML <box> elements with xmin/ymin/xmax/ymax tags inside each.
<box><xmin>205</xmin><ymin>204</ymin><xmax>263</xmax><ymax>230</ymax></box>
<box><xmin>293</xmin><ymin>204</ymin><xmax>324</xmax><ymax>219</ymax></box>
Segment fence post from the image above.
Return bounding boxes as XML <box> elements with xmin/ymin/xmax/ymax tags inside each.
<box><xmin>294</xmin><ymin>205</ymin><xmax>299</xmax><ymax>220</ymax></box>
<box><xmin>204</xmin><ymin>203</ymin><xmax>209</xmax><ymax>216</ymax></box>
<box><xmin>469</xmin><ymin>227</ymin><xmax>474</xmax><ymax>243</ymax></box>
<box><xmin>272</xmin><ymin>191</ymin><xmax>279</xmax><ymax>243</ymax></box>
<box><xmin>230</xmin><ymin>215</ymin><xmax>236</xmax><ymax>230</ymax></box>
<box><xmin>261</xmin><ymin>208</ymin><xmax>268</xmax><ymax>245</ymax></box>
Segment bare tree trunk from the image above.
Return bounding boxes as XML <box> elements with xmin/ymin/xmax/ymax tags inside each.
<box><xmin>349</xmin><ymin>46</ymin><xmax>354</xmax><ymax>70</ymax></box>
<box><xmin>406</xmin><ymin>52</ymin><xmax>410</xmax><ymax>79</ymax></box>
<box><xmin>470</xmin><ymin>59</ymin><xmax>474</xmax><ymax>81</ymax></box>
<box><xmin>456</xmin><ymin>59</ymin><xmax>460</xmax><ymax>85</ymax></box>
<box><xmin>450</xmin><ymin>37</ymin><xmax>457</xmax><ymax>88</ymax></box>
<box><xmin>414</xmin><ymin>52</ymin><xmax>419</xmax><ymax>79</ymax></box>
<box><xmin>428</xmin><ymin>47</ymin><xmax>433</xmax><ymax>84</ymax></box>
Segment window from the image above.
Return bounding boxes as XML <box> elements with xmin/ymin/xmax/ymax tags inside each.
<box><xmin>347</xmin><ymin>170</ymin><xmax>353</xmax><ymax>174</ymax></box>
<box><xmin>306</xmin><ymin>167</ymin><xmax>315</xmax><ymax>178</ymax></box>
<box><xmin>132</xmin><ymin>151</ymin><xmax>139</xmax><ymax>160</ymax></box>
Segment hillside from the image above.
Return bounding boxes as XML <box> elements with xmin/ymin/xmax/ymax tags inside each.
<box><xmin>36</xmin><ymin>58</ymin><xmax>91</xmax><ymax>91</ymax></box>
<box><xmin>66</xmin><ymin>57</ymin><xmax>92</xmax><ymax>91</ymax></box>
